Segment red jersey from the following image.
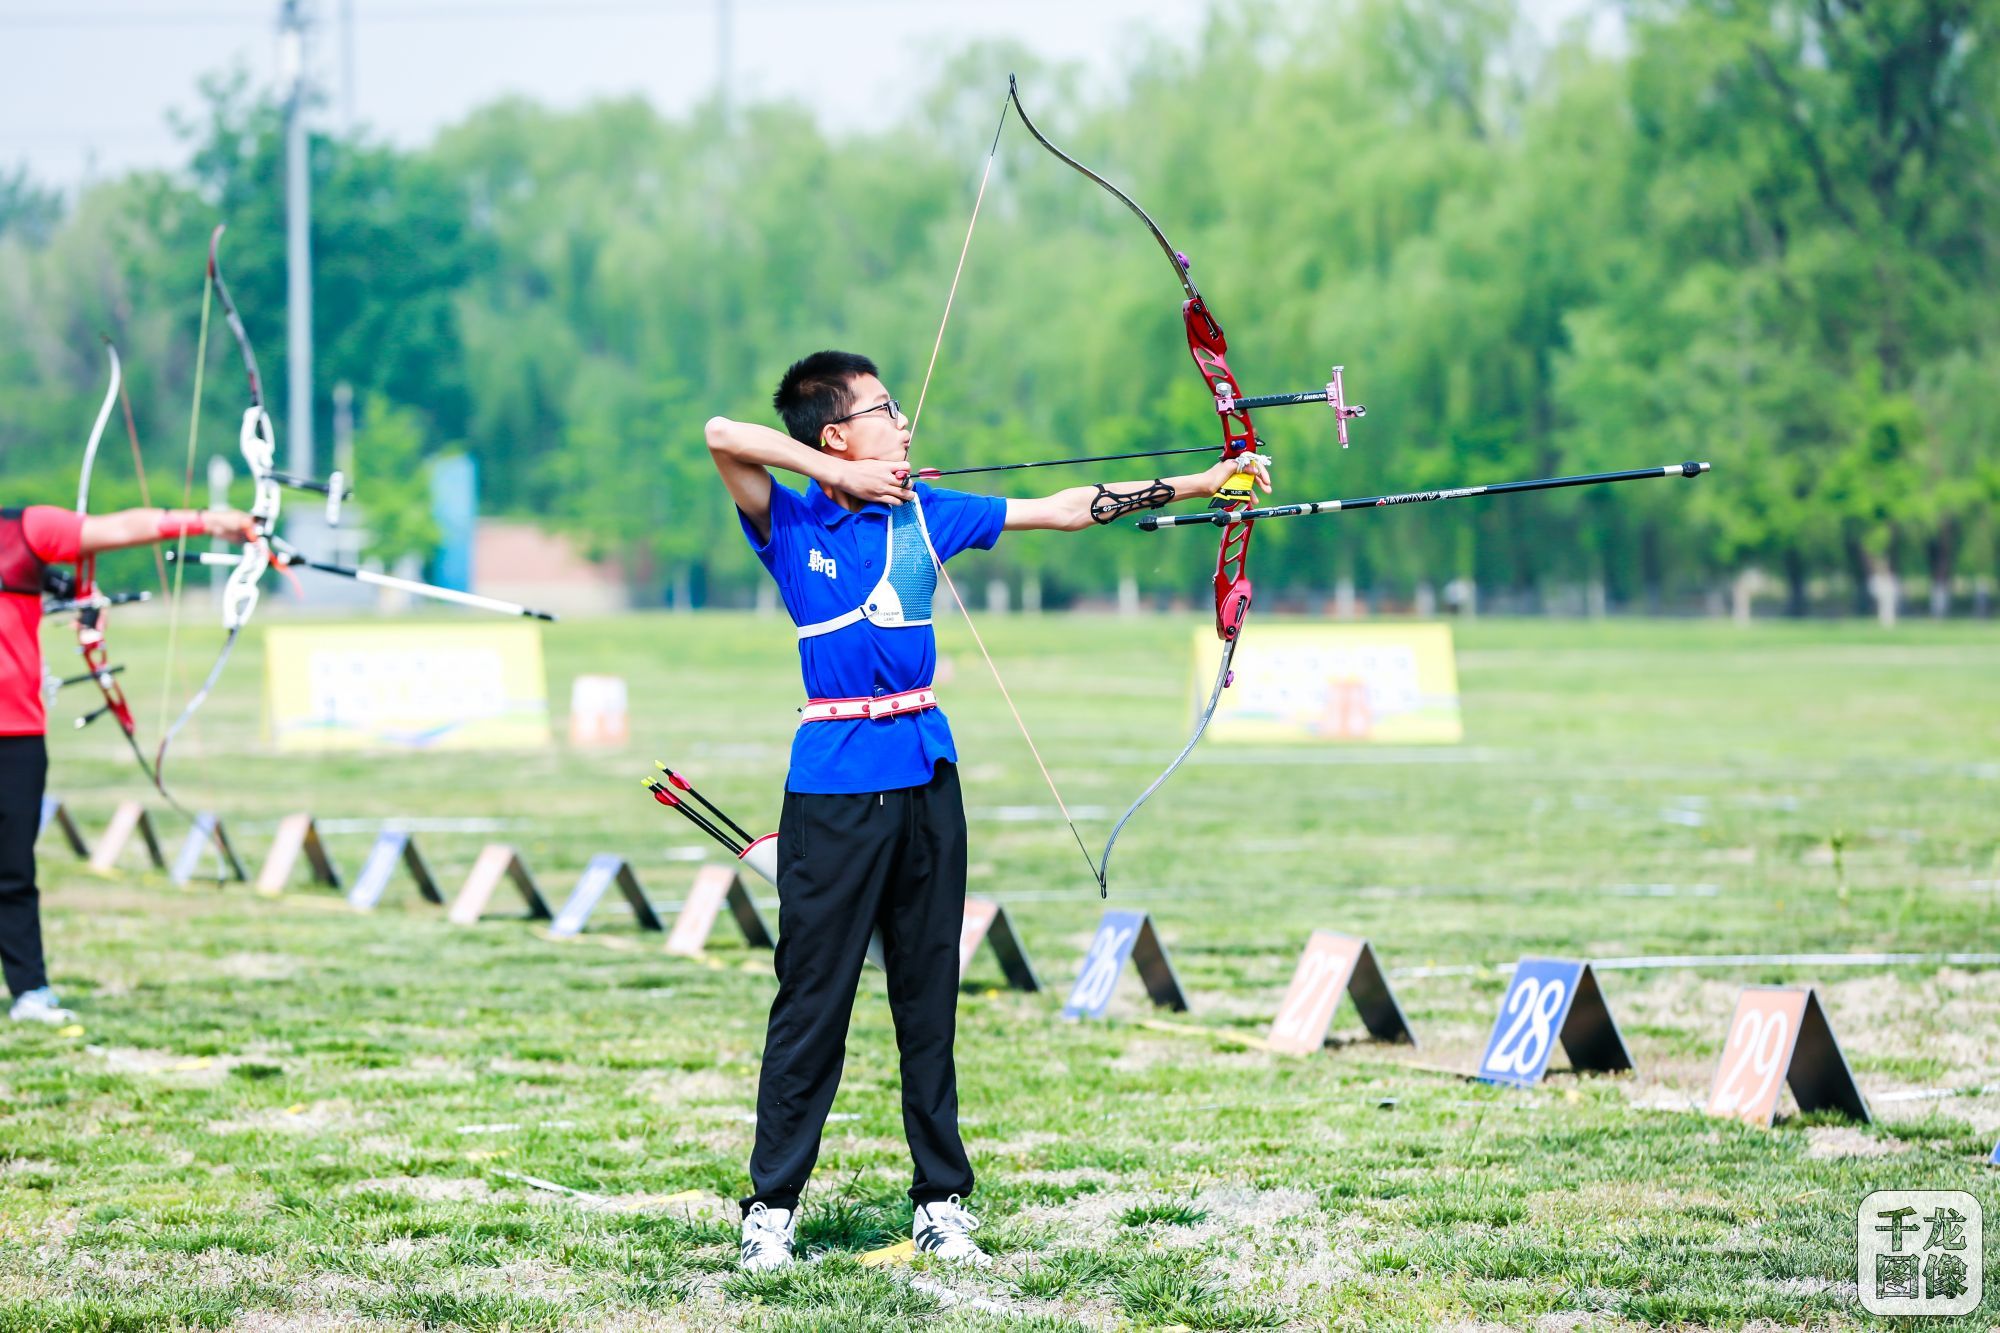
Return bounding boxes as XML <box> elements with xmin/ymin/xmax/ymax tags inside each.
<box><xmin>1</xmin><ymin>505</ymin><xmax>85</xmax><ymax>735</ymax></box>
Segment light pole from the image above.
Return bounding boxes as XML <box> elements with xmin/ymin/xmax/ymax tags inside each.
<box><xmin>280</xmin><ymin>0</ymin><xmax>316</xmax><ymax>495</ymax></box>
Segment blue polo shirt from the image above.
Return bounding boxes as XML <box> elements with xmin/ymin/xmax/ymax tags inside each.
<box><xmin>741</xmin><ymin>479</ymin><xmax>1005</xmax><ymax>795</ymax></box>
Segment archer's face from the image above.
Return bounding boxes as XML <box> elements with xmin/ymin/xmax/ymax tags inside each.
<box><xmin>821</xmin><ymin>374</ymin><xmax>912</xmax><ymax>463</ymax></box>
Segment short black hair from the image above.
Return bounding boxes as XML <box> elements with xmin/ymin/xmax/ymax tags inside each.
<box><xmin>772</xmin><ymin>350</ymin><xmax>879</xmax><ymax>448</ymax></box>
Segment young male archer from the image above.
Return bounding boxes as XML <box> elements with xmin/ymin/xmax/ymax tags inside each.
<box><xmin>705</xmin><ymin>349</ymin><xmax>1269</xmax><ymax>1270</ymax></box>
<box><xmin>1</xmin><ymin>501</ymin><xmax>254</xmax><ymax>1024</ymax></box>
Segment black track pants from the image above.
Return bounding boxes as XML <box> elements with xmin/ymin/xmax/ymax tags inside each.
<box><xmin>0</xmin><ymin>735</ymin><xmax>49</xmax><ymax>998</ymax></box>
<box><xmin>744</xmin><ymin>760</ymin><xmax>973</xmax><ymax>1214</ymax></box>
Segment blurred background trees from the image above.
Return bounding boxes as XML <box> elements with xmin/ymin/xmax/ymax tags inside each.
<box><xmin>1</xmin><ymin>0</ymin><xmax>1993</xmax><ymax>618</ymax></box>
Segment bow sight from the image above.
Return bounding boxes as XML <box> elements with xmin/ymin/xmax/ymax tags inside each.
<box><xmin>1212</xmin><ymin>364</ymin><xmax>1367</xmax><ymax>447</ymax></box>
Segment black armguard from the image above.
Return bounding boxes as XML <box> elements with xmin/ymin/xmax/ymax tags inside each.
<box><xmin>1089</xmin><ymin>480</ymin><xmax>1177</xmax><ymax>525</ymax></box>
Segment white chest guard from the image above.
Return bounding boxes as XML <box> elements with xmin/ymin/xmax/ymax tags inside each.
<box><xmin>795</xmin><ymin>499</ymin><xmax>937</xmax><ymax>640</ymax></box>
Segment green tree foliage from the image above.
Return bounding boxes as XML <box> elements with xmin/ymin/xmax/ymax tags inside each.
<box><xmin>345</xmin><ymin>396</ymin><xmax>441</xmax><ymax>562</ymax></box>
<box><xmin>0</xmin><ymin>166</ymin><xmax>62</xmax><ymax>246</ymax></box>
<box><xmin>1</xmin><ymin>0</ymin><xmax>1993</xmax><ymax>614</ymax></box>
<box><xmin>1558</xmin><ymin>0</ymin><xmax>1999</xmax><ymax>613</ymax></box>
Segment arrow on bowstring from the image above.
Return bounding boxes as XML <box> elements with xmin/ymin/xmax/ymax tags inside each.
<box><xmin>907</xmin><ymin>444</ymin><xmax>1226</xmax><ymax>479</ymax></box>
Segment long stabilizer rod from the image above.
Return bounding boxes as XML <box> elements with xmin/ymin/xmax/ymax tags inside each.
<box><xmin>1138</xmin><ymin>461</ymin><xmax>1711</xmax><ymax>530</ymax></box>
<box><xmin>285</xmin><ymin>554</ymin><xmax>557</xmax><ymax>621</ymax></box>
<box><xmin>180</xmin><ymin>550</ymin><xmax>557</xmax><ymax>620</ymax></box>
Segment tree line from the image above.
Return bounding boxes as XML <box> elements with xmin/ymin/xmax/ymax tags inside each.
<box><xmin>1</xmin><ymin>0</ymin><xmax>1993</xmax><ymax>622</ymax></box>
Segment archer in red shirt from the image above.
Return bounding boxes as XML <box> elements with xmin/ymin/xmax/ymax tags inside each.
<box><xmin>1</xmin><ymin>502</ymin><xmax>253</xmax><ymax>1024</ymax></box>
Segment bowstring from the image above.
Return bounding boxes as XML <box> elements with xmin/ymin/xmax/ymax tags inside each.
<box><xmin>158</xmin><ymin>259</ymin><xmax>215</xmax><ymax>745</ymax></box>
<box><xmin>906</xmin><ymin>88</ymin><xmax>1102</xmax><ymax>886</ymax></box>
<box><xmin>116</xmin><ymin>368</ymin><xmax>172</xmax><ymax>600</ymax></box>
<box><xmin>111</xmin><ymin>350</ymin><xmax>184</xmax><ymax>809</ymax></box>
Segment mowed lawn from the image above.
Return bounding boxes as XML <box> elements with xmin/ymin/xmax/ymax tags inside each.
<box><xmin>3</xmin><ymin>612</ymin><xmax>1997</xmax><ymax>1331</ymax></box>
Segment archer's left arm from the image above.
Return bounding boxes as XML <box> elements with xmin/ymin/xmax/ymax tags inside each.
<box><xmin>1002</xmin><ymin>454</ymin><xmax>1272</xmax><ymax>532</ymax></box>
<box><xmin>77</xmin><ymin>507</ymin><xmax>257</xmax><ymax>557</ymax></box>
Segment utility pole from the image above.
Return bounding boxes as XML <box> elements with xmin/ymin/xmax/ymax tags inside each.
<box><xmin>280</xmin><ymin>0</ymin><xmax>316</xmax><ymax>492</ymax></box>
<box><xmin>717</xmin><ymin>0</ymin><xmax>731</xmax><ymax>129</ymax></box>
<box><xmin>340</xmin><ymin>0</ymin><xmax>355</xmax><ymax>129</ymax></box>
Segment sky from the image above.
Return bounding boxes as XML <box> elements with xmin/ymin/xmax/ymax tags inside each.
<box><xmin>0</xmin><ymin>0</ymin><xmax>1228</xmax><ymax>191</ymax></box>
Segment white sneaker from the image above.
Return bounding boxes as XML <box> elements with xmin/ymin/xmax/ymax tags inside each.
<box><xmin>913</xmin><ymin>1195</ymin><xmax>990</xmax><ymax>1266</ymax></box>
<box><xmin>739</xmin><ymin>1202</ymin><xmax>796</xmax><ymax>1271</ymax></box>
<box><xmin>9</xmin><ymin>987</ymin><xmax>75</xmax><ymax>1025</ymax></box>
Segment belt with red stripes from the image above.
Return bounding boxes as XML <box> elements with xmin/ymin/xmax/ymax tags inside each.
<box><xmin>799</xmin><ymin>686</ymin><xmax>938</xmax><ymax>723</ymax></box>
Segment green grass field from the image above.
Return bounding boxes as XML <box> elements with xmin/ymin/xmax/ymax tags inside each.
<box><xmin>4</xmin><ymin>613</ymin><xmax>1998</xmax><ymax>1331</ymax></box>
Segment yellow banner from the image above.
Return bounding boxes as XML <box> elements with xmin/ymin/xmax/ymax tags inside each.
<box><xmin>263</xmin><ymin>623</ymin><xmax>552</xmax><ymax>752</ymax></box>
<box><xmin>1198</xmin><ymin>622</ymin><xmax>1463</xmax><ymax>744</ymax></box>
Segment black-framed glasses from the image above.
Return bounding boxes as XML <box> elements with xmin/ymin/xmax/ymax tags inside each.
<box><xmin>830</xmin><ymin>398</ymin><xmax>902</xmax><ymax>426</ymax></box>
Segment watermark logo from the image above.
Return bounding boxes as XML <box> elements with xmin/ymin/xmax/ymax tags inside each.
<box><xmin>1857</xmin><ymin>1189</ymin><xmax>1982</xmax><ymax>1317</ymax></box>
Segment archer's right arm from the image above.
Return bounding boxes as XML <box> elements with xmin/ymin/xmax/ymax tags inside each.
<box><xmin>705</xmin><ymin>417</ymin><xmax>916</xmax><ymax>541</ymax></box>
<box><xmin>704</xmin><ymin>418</ymin><xmax>790</xmax><ymax>542</ymax></box>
